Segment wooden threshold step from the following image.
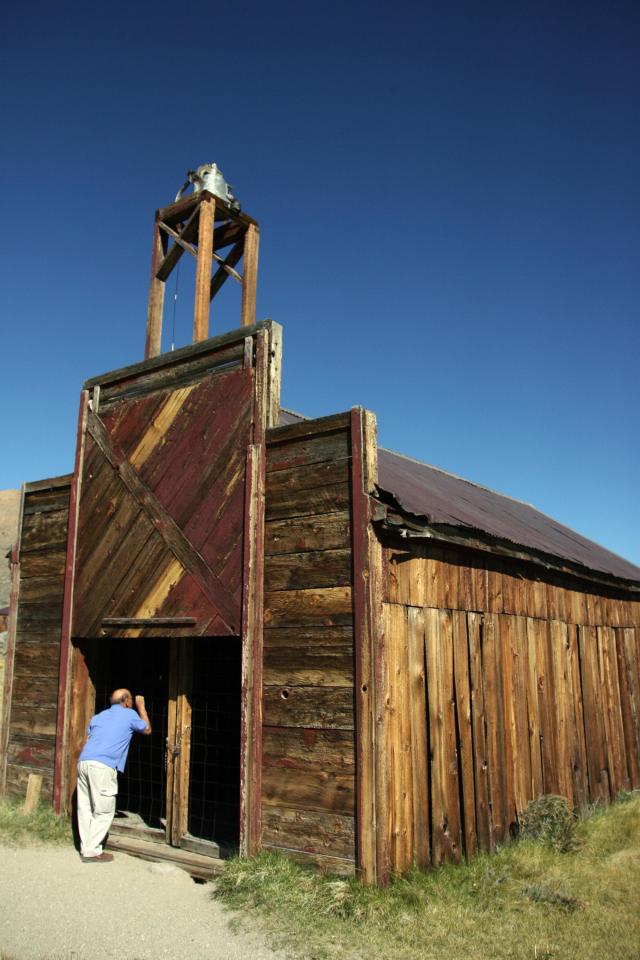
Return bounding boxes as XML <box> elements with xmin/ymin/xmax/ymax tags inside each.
<box><xmin>106</xmin><ymin>834</ymin><xmax>225</xmax><ymax>880</ymax></box>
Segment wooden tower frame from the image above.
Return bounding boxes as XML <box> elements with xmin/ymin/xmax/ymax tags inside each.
<box><xmin>145</xmin><ymin>190</ymin><xmax>260</xmax><ymax>359</ymax></box>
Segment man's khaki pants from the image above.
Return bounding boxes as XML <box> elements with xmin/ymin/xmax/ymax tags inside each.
<box><xmin>76</xmin><ymin>760</ymin><xmax>118</xmax><ymax>857</ymax></box>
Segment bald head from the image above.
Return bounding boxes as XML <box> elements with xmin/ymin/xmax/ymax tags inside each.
<box><xmin>110</xmin><ymin>688</ymin><xmax>132</xmax><ymax>707</ymax></box>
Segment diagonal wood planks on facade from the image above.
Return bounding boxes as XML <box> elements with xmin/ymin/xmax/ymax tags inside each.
<box><xmin>72</xmin><ymin>340</ymin><xmax>262</xmax><ymax>640</ymax></box>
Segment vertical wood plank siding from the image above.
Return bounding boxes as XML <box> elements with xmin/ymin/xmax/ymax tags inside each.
<box><xmin>2</xmin><ymin>479</ymin><xmax>71</xmax><ymax>802</ymax></box>
<box><xmin>262</xmin><ymin>415</ymin><xmax>356</xmax><ymax>875</ymax></box>
<box><xmin>381</xmin><ymin>542</ymin><xmax>640</xmax><ymax>873</ymax></box>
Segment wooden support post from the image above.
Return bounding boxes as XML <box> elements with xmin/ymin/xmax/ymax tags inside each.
<box><xmin>193</xmin><ymin>195</ymin><xmax>215</xmax><ymax>342</ymax></box>
<box><xmin>239</xmin><ymin>442</ymin><xmax>265</xmax><ymax>857</ymax></box>
<box><xmin>351</xmin><ymin>408</ymin><xmax>385</xmax><ymax>884</ymax></box>
<box><xmin>53</xmin><ymin>390</ymin><xmax>89</xmax><ymax>815</ymax></box>
<box><xmin>240</xmin><ymin>224</ymin><xmax>259</xmax><ymax>328</ymax></box>
<box><xmin>167</xmin><ymin>638</ymin><xmax>193</xmax><ymax>846</ymax></box>
<box><xmin>145</xmin><ymin>222</ymin><xmax>166</xmax><ymax>359</ymax></box>
<box><xmin>22</xmin><ymin>774</ymin><xmax>43</xmax><ymax>814</ymax></box>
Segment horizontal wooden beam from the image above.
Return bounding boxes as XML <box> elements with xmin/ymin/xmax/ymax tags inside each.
<box><xmin>213</xmin><ymin>220</ymin><xmax>246</xmax><ymax>250</ymax></box>
<box><xmin>156</xmin><ymin>190</ymin><xmax>258</xmax><ymax>231</ymax></box>
<box><xmin>101</xmin><ymin>617</ymin><xmax>197</xmax><ymax>627</ymax></box>
<box><xmin>83</xmin><ymin>320</ymin><xmax>277</xmax><ymax>390</ymax></box>
<box><xmin>24</xmin><ymin>475</ymin><xmax>74</xmax><ymax>494</ymax></box>
<box><xmin>266</xmin><ymin>411</ymin><xmax>353</xmax><ymax>445</ymax></box>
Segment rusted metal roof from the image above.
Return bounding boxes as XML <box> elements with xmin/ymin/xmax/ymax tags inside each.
<box><xmin>377</xmin><ymin>448</ymin><xmax>640</xmax><ymax>584</ymax></box>
<box><xmin>279</xmin><ymin>409</ymin><xmax>640</xmax><ymax>585</ymax></box>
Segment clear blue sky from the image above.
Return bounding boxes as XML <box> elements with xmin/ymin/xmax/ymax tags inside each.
<box><xmin>2</xmin><ymin>1</ymin><xmax>638</xmax><ymax>565</ymax></box>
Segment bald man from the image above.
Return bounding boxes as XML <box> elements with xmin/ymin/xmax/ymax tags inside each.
<box><xmin>76</xmin><ymin>688</ymin><xmax>151</xmax><ymax>862</ymax></box>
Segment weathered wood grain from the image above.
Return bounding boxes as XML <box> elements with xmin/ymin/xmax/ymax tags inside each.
<box><xmin>498</xmin><ymin>615</ymin><xmax>517</xmax><ymax>828</ymax></box>
<box><xmin>452</xmin><ymin>609</ymin><xmax>477</xmax><ymax>858</ymax></box>
<box><xmin>265</xmin><ymin>512</ymin><xmax>351</xmax><ymax>556</ymax></box>
<box><xmin>240</xmin><ymin>223</ymin><xmax>259</xmax><ymax>328</ymax></box>
<box><xmin>511</xmin><ymin>615</ymin><xmax>533</xmax><ymax>816</ymax></box>
<box><xmin>7</xmin><ymin>736</ymin><xmax>55</xmax><ymax>770</ymax></box>
<box><xmin>263</xmin><ymin>625</ymin><xmax>353</xmax><ymax>648</ymax></box>
<box><xmin>19</xmin><ymin>550</ymin><xmax>67</xmax><ymax>579</ymax></box>
<box><xmin>266</xmin><ymin>457</ymin><xmax>350</xmax><ymax>497</ymax></box>
<box><xmin>524</xmin><ymin>618</ymin><xmax>544</xmax><ymax>801</ymax></box>
<box><xmin>261</xmin><ymin>805</ymin><xmax>355</xmax><ymax>858</ymax></box>
<box><xmin>13</xmin><ymin>642</ymin><xmax>61</xmax><ymax>675</ymax></box>
<box><xmin>267</xmin><ymin>428</ymin><xmax>350</xmax><ymax>473</ymax></box>
<box><xmin>425</xmin><ymin>607</ymin><xmax>462</xmax><ymax>865</ymax></box>
<box><xmin>263</xmin><ymin>685</ymin><xmax>355</xmax><ymax>730</ymax></box>
<box><xmin>262</xmin><ymin>762</ymin><xmax>354</xmax><ymax>815</ymax></box>
<box><xmin>261</xmin><ymin>844</ymin><xmax>356</xmax><ymax>876</ymax></box>
<box><xmin>616</xmin><ymin>628</ymin><xmax>640</xmax><ymax>788</ymax></box>
<box><xmin>266</xmin><ymin>481</ymin><xmax>351</xmax><ymax>522</ymax></box>
<box><xmin>468</xmin><ymin>612</ymin><xmax>491</xmax><ymax>851</ymax></box>
<box><xmin>263</xmin><ymin>586</ymin><xmax>353</xmax><ymax>627</ymax></box>
<box><xmin>5</xmin><ymin>765</ymin><xmax>54</xmax><ymax>804</ymax></box>
<box><xmin>264</xmin><ymin>549</ymin><xmax>352</xmax><ymax>592</ymax></box>
<box><xmin>20</xmin><ymin>510</ymin><xmax>69</xmax><ymax>554</ymax></box>
<box><xmin>549</xmin><ymin>620</ymin><xmax>574</xmax><ymax>804</ymax></box>
<box><xmin>567</xmin><ymin>624</ymin><xmax>588</xmax><ymax>807</ymax></box>
<box><xmin>407</xmin><ymin>607</ymin><xmax>430</xmax><ymax>867</ymax></box>
<box><xmin>578</xmin><ymin>625</ymin><xmax>610</xmax><ymax>800</ymax></box>
<box><xmin>482</xmin><ymin>612</ymin><xmax>507</xmax><ymax>846</ymax></box>
<box><xmin>263</xmin><ymin>645</ymin><xmax>354</xmax><ymax>687</ymax></box>
<box><xmin>597</xmin><ymin>626</ymin><xmax>629</xmax><ymax>792</ymax></box>
<box><xmin>9</xmin><ymin>702</ymin><xmax>57</xmax><ymax>738</ymax></box>
<box><xmin>263</xmin><ymin>726</ymin><xmax>355</xmax><ymax>772</ymax></box>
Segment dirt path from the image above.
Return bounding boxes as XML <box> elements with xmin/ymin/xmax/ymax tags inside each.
<box><xmin>0</xmin><ymin>845</ymin><xmax>285</xmax><ymax>960</ymax></box>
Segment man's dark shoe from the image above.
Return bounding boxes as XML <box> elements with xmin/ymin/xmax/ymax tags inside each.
<box><xmin>81</xmin><ymin>852</ymin><xmax>114</xmax><ymax>863</ymax></box>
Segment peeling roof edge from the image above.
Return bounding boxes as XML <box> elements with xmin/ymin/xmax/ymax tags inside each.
<box><xmin>380</xmin><ymin>499</ymin><xmax>640</xmax><ymax>593</ymax></box>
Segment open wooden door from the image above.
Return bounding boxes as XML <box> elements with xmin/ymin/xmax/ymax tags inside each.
<box><xmin>166</xmin><ymin>638</ymin><xmax>192</xmax><ymax>847</ymax></box>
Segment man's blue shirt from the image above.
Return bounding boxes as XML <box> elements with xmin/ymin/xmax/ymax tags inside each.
<box><xmin>79</xmin><ymin>704</ymin><xmax>147</xmax><ymax>772</ymax></box>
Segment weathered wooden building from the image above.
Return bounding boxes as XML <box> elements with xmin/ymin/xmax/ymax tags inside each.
<box><xmin>1</xmin><ymin>187</ymin><xmax>639</xmax><ymax>883</ymax></box>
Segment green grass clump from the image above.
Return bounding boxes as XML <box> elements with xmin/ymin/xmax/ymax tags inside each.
<box><xmin>0</xmin><ymin>800</ymin><xmax>72</xmax><ymax>847</ymax></box>
<box><xmin>215</xmin><ymin>794</ymin><xmax>640</xmax><ymax>960</ymax></box>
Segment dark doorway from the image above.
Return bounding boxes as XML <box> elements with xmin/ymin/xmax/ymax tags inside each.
<box><xmin>89</xmin><ymin>636</ymin><xmax>241</xmax><ymax>852</ymax></box>
<box><xmin>94</xmin><ymin>638</ymin><xmax>169</xmax><ymax>831</ymax></box>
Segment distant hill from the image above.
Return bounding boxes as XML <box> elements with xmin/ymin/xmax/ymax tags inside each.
<box><xmin>0</xmin><ymin>489</ymin><xmax>20</xmax><ymax>608</ymax></box>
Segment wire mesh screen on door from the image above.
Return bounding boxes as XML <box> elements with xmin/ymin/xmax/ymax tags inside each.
<box><xmin>188</xmin><ymin>639</ymin><xmax>241</xmax><ymax>847</ymax></box>
<box><xmin>93</xmin><ymin>640</ymin><xmax>170</xmax><ymax>830</ymax></box>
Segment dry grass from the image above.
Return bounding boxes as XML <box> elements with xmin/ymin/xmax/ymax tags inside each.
<box><xmin>215</xmin><ymin>794</ymin><xmax>640</xmax><ymax>960</ymax></box>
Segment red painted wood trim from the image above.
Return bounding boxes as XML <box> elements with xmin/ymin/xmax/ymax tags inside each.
<box><xmin>0</xmin><ymin>491</ymin><xmax>25</xmax><ymax>795</ymax></box>
<box><xmin>53</xmin><ymin>390</ymin><xmax>89</xmax><ymax>814</ymax></box>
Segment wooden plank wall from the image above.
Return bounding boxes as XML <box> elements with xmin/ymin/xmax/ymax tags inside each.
<box><xmin>381</xmin><ymin>543</ymin><xmax>640</xmax><ymax>873</ymax></box>
<box><xmin>2</xmin><ymin>478</ymin><xmax>70</xmax><ymax>802</ymax></box>
<box><xmin>262</xmin><ymin>414</ymin><xmax>356</xmax><ymax>875</ymax></box>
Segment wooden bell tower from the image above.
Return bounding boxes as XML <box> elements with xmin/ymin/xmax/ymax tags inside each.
<box><xmin>144</xmin><ymin>189</ymin><xmax>260</xmax><ymax>359</ymax></box>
